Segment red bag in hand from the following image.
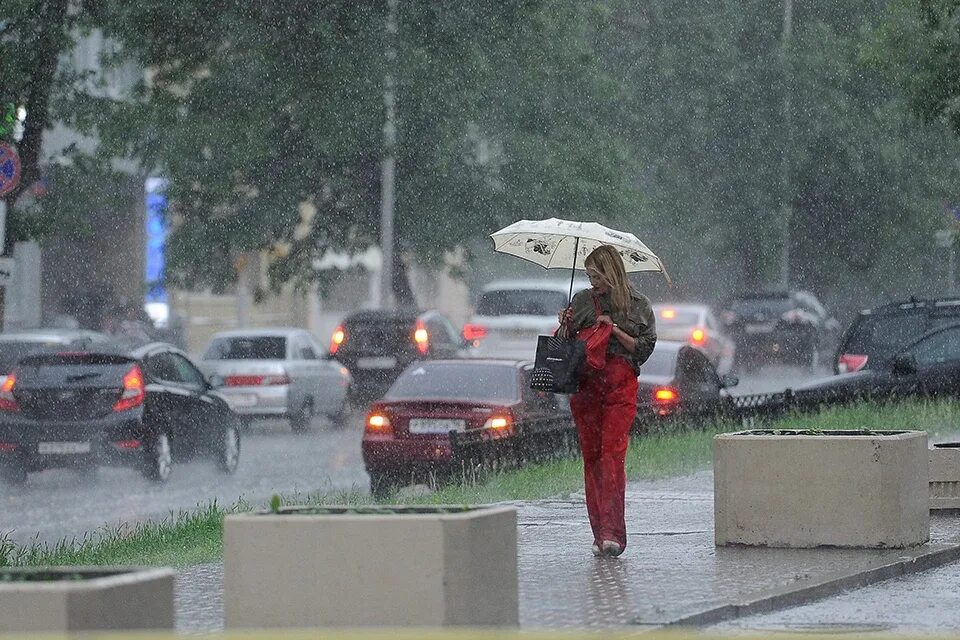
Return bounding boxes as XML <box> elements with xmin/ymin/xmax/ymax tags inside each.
<box><xmin>576</xmin><ymin>293</ymin><xmax>612</xmax><ymax>370</ymax></box>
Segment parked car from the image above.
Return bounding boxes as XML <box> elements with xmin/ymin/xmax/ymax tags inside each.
<box><xmin>362</xmin><ymin>359</ymin><xmax>570</xmax><ymax>494</ymax></box>
<box><xmin>463</xmin><ymin>279</ymin><xmax>588</xmax><ymax>360</ymax></box>
<box><xmin>330</xmin><ymin>309</ymin><xmax>464</xmax><ymax>404</ymax></box>
<box><xmin>0</xmin><ymin>342</ymin><xmax>241</xmax><ymax>485</ymax></box>
<box><xmin>199</xmin><ymin>328</ymin><xmax>351</xmax><ymax>432</ymax></box>
<box><xmin>833</xmin><ymin>297</ymin><xmax>960</xmax><ymax>374</ymax></box>
<box><xmin>795</xmin><ymin>321</ymin><xmax>960</xmax><ymax>400</ymax></box>
<box><xmin>634</xmin><ymin>341</ymin><xmax>738</xmax><ymax>428</ymax></box>
<box><xmin>721</xmin><ymin>290</ymin><xmax>835</xmax><ymax>370</ymax></box>
<box><xmin>652</xmin><ymin>303</ymin><xmax>736</xmax><ymax>375</ymax></box>
<box><xmin>0</xmin><ymin>329</ymin><xmax>113</xmax><ymax>385</ymax></box>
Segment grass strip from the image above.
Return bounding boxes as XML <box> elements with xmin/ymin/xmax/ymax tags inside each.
<box><xmin>3</xmin><ymin>397</ymin><xmax>958</xmax><ymax>568</ymax></box>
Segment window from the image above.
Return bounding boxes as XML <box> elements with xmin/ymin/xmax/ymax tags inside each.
<box><xmin>145</xmin><ymin>353</ymin><xmax>181</xmax><ymax>383</ymax></box>
<box><xmin>475</xmin><ymin>290</ymin><xmax>568</xmax><ymax>317</ymax></box>
<box><xmin>906</xmin><ymin>327</ymin><xmax>960</xmax><ymax>367</ymax></box>
<box><xmin>170</xmin><ymin>354</ymin><xmax>206</xmax><ymax>387</ymax></box>
<box><xmin>203</xmin><ymin>336</ymin><xmax>287</xmax><ymax>360</ymax></box>
<box><xmin>297</xmin><ymin>335</ymin><xmax>318</xmax><ymax>360</ymax></box>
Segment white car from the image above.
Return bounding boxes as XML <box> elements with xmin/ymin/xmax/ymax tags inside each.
<box><xmin>463</xmin><ymin>279</ymin><xmax>588</xmax><ymax>360</ymax></box>
<box><xmin>198</xmin><ymin>328</ymin><xmax>352</xmax><ymax>432</ymax></box>
<box><xmin>652</xmin><ymin>303</ymin><xmax>736</xmax><ymax>375</ymax></box>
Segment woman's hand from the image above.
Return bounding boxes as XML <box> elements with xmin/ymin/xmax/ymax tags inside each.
<box><xmin>558</xmin><ymin>308</ymin><xmax>573</xmax><ymax>325</ymax></box>
<box><xmin>596</xmin><ymin>314</ymin><xmax>614</xmax><ymax>326</ymax></box>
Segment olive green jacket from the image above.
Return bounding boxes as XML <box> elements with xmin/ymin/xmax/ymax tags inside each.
<box><xmin>568</xmin><ymin>287</ymin><xmax>657</xmax><ymax>373</ymax></box>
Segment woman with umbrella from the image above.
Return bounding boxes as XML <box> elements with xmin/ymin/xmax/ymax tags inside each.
<box><xmin>560</xmin><ymin>244</ymin><xmax>657</xmax><ymax>557</ymax></box>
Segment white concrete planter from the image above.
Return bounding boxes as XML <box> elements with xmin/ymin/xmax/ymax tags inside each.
<box><xmin>929</xmin><ymin>444</ymin><xmax>960</xmax><ymax>510</ymax></box>
<box><xmin>0</xmin><ymin>566</ymin><xmax>174</xmax><ymax>633</ymax></box>
<box><xmin>714</xmin><ymin>429</ymin><xmax>929</xmax><ymax>548</ymax></box>
<box><xmin>224</xmin><ymin>504</ymin><xmax>518</xmax><ymax>628</ymax></box>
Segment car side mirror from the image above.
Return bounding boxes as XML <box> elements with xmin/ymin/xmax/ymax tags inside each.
<box><xmin>892</xmin><ymin>354</ymin><xmax>918</xmax><ymax>376</ymax></box>
<box><xmin>207</xmin><ymin>374</ymin><xmax>225</xmax><ymax>389</ymax></box>
<box><xmin>720</xmin><ymin>374</ymin><xmax>739</xmax><ymax>388</ymax></box>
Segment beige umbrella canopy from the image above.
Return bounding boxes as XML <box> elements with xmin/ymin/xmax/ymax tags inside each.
<box><xmin>490</xmin><ymin>217</ymin><xmax>670</xmax><ymax>302</ymax></box>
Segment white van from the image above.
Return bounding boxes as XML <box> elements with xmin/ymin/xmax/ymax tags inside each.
<box><xmin>463</xmin><ymin>279</ymin><xmax>588</xmax><ymax>360</ymax></box>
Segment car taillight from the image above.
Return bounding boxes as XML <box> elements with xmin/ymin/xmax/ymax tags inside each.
<box><xmin>653</xmin><ymin>387</ymin><xmax>678</xmax><ymax>416</ymax></box>
<box><xmin>838</xmin><ymin>354</ymin><xmax>868</xmax><ymax>373</ymax></box>
<box><xmin>463</xmin><ymin>324</ymin><xmax>487</xmax><ymax>342</ymax></box>
<box><xmin>225</xmin><ymin>374</ymin><xmax>291</xmax><ymax>386</ymax></box>
<box><xmin>654</xmin><ymin>388</ymin><xmax>677</xmax><ymax>402</ymax></box>
<box><xmin>0</xmin><ymin>372</ymin><xmax>19</xmax><ymax>412</ymax></box>
<box><xmin>483</xmin><ymin>415</ymin><xmax>512</xmax><ymax>430</ymax></box>
<box><xmin>0</xmin><ymin>443</ymin><xmax>16</xmax><ymax>452</ymax></box>
<box><xmin>661</xmin><ymin>308</ymin><xmax>677</xmax><ymax>319</ymax></box>
<box><xmin>691</xmin><ymin>328</ymin><xmax>706</xmax><ymax>345</ymax></box>
<box><xmin>413</xmin><ymin>321</ymin><xmax>429</xmax><ymax>355</ymax></box>
<box><xmin>330</xmin><ymin>325</ymin><xmax>345</xmax><ymax>354</ymax></box>
<box><xmin>366</xmin><ymin>413</ymin><xmax>392</xmax><ymax>433</ymax></box>
<box><xmin>113</xmin><ymin>365</ymin><xmax>146</xmax><ymax>412</ymax></box>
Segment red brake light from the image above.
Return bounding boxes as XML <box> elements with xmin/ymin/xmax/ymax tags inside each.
<box><xmin>654</xmin><ymin>387</ymin><xmax>677</xmax><ymax>402</ymax></box>
<box><xmin>463</xmin><ymin>324</ymin><xmax>487</xmax><ymax>342</ymax></box>
<box><xmin>0</xmin><ymin>372</ymin><xmax>19</xmax><ymax>412</ymax></box>
<box><xmin>691</xmin><ymin>328</ymin><xmax>706</xmax><ymax>345</ymax></box>
<box><xmin>225</xmin><ymin>374</ymin><xmax>290</xmax><ymax>386</ymax></box>
<box><xmin>330</xmin><ymin>326</ymin><xmax>345</xmax><ymax>354</ymax></box>
<box><xmin>113</xmin><ymin>365</ymin><xmax>146</xmax><ymax>412</ymax></box>
<box><xmin>838</xmin><ymin>354</ymin><xmax>868</xmax><ymax>373</ymax></box>
<box><xmin>414</xmin><ymin>321</ymin><xmax>429</xmax><ymax>355</ymax></box>
<box><xmin>366</xmin><ymin>412</ymin><xmax>393</xmax><ymax>433</ymax></box>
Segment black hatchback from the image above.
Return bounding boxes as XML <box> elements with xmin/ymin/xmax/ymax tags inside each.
<box><xmin>329</xmin><ymin>309</ymin><xmax>465</xmax><ymax>404</ymax></box>
<box><xmin>0</xmin><ymin>342</ymin><xmax>241</xmax><ymax>485</ymax></box>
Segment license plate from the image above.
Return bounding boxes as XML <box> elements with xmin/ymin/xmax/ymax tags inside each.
<box><xmin>408</xmin><ymin>418</ymin><xmax>465</xmax><ymax>434</ymax></box>
<box><xmin>744</xmin><ymin>323</ymin><xmax>776</xmax><ymax>334</ymax></box>
<box><xmin>357</xmin><ymin>357</ymin><xmax>397</xmax><ymax>370</ymax></box>
<box><xmin>228</xmin><ymin>394</ymin><xmax>258</xmax><ymax>408</ymax></box>
<box><xmin>38</xmin><ymin>441</ymin><xmax>91</xmax><ymax>455</ymax></box>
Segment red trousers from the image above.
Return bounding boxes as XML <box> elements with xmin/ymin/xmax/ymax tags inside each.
<box><xmin>570</xmin><ymin>355</ymin><xmax>638</xmax><ymax>550</ymax></box>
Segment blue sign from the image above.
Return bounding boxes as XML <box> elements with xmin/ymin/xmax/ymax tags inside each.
<box><xmin>0</xmin><ymin>142</ymin><xmax>20</xmax><ymax>197</ymax></box>
<box><xmin>145</xmin><ymin>178</ymin><xmax>167</xmax><ymax>303</ymax></box>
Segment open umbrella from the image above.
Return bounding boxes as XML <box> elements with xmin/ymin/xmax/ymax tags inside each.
<box><xmin>490</xmin><ymin>217</ymin><xmax>669</xmax><ymax>303</ymax></box>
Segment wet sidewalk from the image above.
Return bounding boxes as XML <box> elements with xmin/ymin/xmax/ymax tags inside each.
<box><xmin>175</xmin><ymin>471</ymin><xmax>960</xmax><ymax>632</ymax></box>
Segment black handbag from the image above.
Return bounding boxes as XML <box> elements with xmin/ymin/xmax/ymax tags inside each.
<box><xmin>530</xmin><ymin>331</ymin><xmax>586</xmax><ymax>394</ymax></box>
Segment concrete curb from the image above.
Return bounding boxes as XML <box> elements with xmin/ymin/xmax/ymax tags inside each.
<box><xmin>651</xmin><ymin>542</ymin><xmax>960</xmax><ymax>628</ymax></box>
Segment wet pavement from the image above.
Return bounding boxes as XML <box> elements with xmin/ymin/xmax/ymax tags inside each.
<box><xmin>174</xmin><ymin>471</ymin><xmax>960</xmax><ymax>632</ymax></box>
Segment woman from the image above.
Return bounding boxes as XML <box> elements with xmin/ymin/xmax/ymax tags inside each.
<box><xmin>559</xmin><ymin>244</ymin><xmax>657</xmax><ymax>557</ymax></box>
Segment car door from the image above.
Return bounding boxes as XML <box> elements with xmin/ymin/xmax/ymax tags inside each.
<box><xmin>294</xmin><ymin>332</ymin><xmax>326</xmax><ymax>409</ymax></box>
<box><xmin>897</xmin><ymin>325</ymin><xmax>960</xmax><ymax>396</ymax></box>
<box><xmin>143</xmin><ymin>350</ymin><xmax>212</xmax><ymax>455</ymax></box>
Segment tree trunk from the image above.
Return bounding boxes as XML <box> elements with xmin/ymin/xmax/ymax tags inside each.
<box><xmin>391</xmin><ymin>251</ymin><xmax>417</xmax><ymax>310</ymax></box>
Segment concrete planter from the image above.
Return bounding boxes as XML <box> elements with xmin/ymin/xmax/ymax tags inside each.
<box><xmin>714</xmin><ymin>429</ymin><xmax>929</xmax><ymax>548</ymax></box>
<box><xmin>0</xmin><ymin>566</ymin><xmax>174</xmax><ymax>633</ymax></box>
<box><xmin>224</xmin><ymin>504</ymin><xmax>518</xmax><ymax>628</ymax></box>
<box><xmin>929</xmin><ymin>444</ymin><xmax>960</xmax><ymax>510</ymax></box>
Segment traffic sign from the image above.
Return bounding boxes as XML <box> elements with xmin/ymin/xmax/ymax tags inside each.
<box><xmin>0</xmin><ymin>142</ymin><xmax>20</xmax><ymax>197</ymax></box>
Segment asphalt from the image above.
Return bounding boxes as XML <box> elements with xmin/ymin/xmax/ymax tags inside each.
<box><xmin>174</xmin><ymin>470</ymin><xmax>960</xmax><ymax>632</ymax></box>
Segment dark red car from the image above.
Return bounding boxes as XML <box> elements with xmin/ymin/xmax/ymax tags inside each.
<box><xmin>362</xmin><ymin>359</ymin><xmax>569</xmax><ymax>494</ymax></box>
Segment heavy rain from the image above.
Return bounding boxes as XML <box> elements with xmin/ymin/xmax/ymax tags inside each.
<box><xmin>1</xmin><ymin>0</ymin><xmax>960</xmax><ymax>634</ymax></box>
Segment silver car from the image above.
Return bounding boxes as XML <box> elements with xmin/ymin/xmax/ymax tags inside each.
<box><xmin>198</xmin><ymin>328</ymin><xmax>352</xmax><ymax>432</ymax></box>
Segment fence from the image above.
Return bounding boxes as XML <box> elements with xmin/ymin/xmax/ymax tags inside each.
<box><xmin>449</xmin><ymin>379</ymin><xmax>944</xmax><ymax>481</ymax></box>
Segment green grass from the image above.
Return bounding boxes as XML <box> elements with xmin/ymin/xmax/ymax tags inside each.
<box><xmin>3</xmin><ymin>397</ymin><xmax>958</xmax><ymax>568</ymax></box>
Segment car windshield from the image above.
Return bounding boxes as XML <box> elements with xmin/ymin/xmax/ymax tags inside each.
<box><xmin>0</xmin><ymin>340</ymin><xmax>64</xmax><ymax>374</ymax></box>
<box><xmin>475</xmin><ymin>290</ymin><xmax>568</xmax><ymax>317</ymax></box>
<box><xmin>386</xmin><ymin>363</ymin><xmax>519</xmax><ymax>403</ymax></box>
<box><xmin>203</xmin><ymin>336</ymin><xmax>287</xmax><ymax>360</ymax></box>
<box><xmin>731</xmin><ymin>296</ymin><xmax>792</xmax><ymax>316</ymax></box>
<box><xmin>638</xmin><ymin>347</ymin><xmax>676</xmax><ymax>377</ymax></box>
<box><xmin>655</xmin><ymin>309</ymin><xmax>701</xmax><ymax>326</ymax></box>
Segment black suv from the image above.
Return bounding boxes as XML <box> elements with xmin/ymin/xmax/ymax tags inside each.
<box><xmin>329</xmin><ymin>309</ymin><xmax>465</xmax><ymax>404</ymax></box>
<box><xmin>722</xmin><ymin>291</ymin><xmax>835</xmax><ymax>370</ymax></box>
<box><xmin>834</xmin><ymin>297</ymin><xmax>960</xmax><ymax>374</ymax></box>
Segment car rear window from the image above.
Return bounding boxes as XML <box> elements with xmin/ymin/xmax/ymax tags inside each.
<box><xmin>655</xmin><ymin>309</ymin><xmax>700</xmax><ymax>326</ymax></box>
<box><xmin>0</xmin><ymin>341</ymin><xmax>63</xmax><ymax>374</ymax></box>
<box><xmin>203</xmin><ymin>337</ymin><xmax>287</xmax><ymax>360</ymax></box>
<box><xmin>475</xmin><ymin>290</ymin><xmax>568</xmax><ymax>317</ymax></box>
<box><xmin>15</xmin><ymin>352</ymin><xmax>135</xmax><ymax>385</ymax></box>
<box><xmin>842</xmin><ymin>311</ymin><xmax>960</xmax><ymax>365</ymax></box>
<box><xmin>730</xmin><ymin>296</ymin><xmax>792</xmax><ymax>316</ymax></box>
<box><xmin>341</xmin><ymin>318</ymin><xmax>414</xmax><ymax>352</ymax></box>
<box><xmin>637</xmin><ymin>347</ymin><xmax>676</xmax><ymax>377</ymax></box>
<box><xmin>386</xmin><ymin>363</ymin><xmax>520</xmax><ymax>403</ymax></box>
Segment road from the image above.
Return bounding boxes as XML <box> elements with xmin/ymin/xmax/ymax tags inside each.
<box><xmin>0</xmin><ymin>365</ymin><xmax>831</xmax><ymax>549</ymax></box>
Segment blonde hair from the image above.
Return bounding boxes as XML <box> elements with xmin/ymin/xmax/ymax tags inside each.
<box><xmin>585</xmin><ymin>245</ymin><xmax>632</xmax><ymax>315</ymax></box>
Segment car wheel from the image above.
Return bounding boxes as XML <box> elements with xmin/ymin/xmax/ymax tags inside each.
<box><xmin>326</xmin><ymin>396</ymin><xmax>350</xmax><ymax>425</ymax></box>
<box><xmin>217</xmin><ymin>421</ymin><xmax>241</xmax><ymax>474</ymax></box>
<box><xmin>290</xmin><ymin>400</ymin><xmax>313</xmax><ymax>433</ymax></box>
<box><xmin>142</xmin><ymin>432</ymin><xmax>173</xmax><ymax>483</ymax></box>
<box><xmin>0</xmin><ymin>464</ymin><xmax>26</xmax><ymax>486</ymax></box>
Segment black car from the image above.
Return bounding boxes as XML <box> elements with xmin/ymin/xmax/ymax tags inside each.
<box><xmin>329</xmin><ymin>309</ymin><xmax>465</xmax><ymax>403</ymax></box>
<box><xmin>722</xmin><ymin>291</ymin><xmax>834</xmax><ymax>370</ymax></box>
<box><xmin>798</xmin><ymin>321</ymin><xmax>960</xmax><ymax>401</ymax></box>
<box><xmin>834</xmin><ymin>297</ymin><xmax>960</xmax><ymax>374</ymax></box>
<box><xmin>634</xmin><ymin>341</ymin><xmax>738</xmax><ymax>428</ymax></box>
<box><xmin>0</xmin><ymin>342</ymin><xmax>241</xmax><ymax>485</ymax></box>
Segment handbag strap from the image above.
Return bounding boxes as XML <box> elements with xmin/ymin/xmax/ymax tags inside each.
<box><xmin>591</xmin><ymin>291</ymin><xmax>602</xmax><ymax>321</ymax></box>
